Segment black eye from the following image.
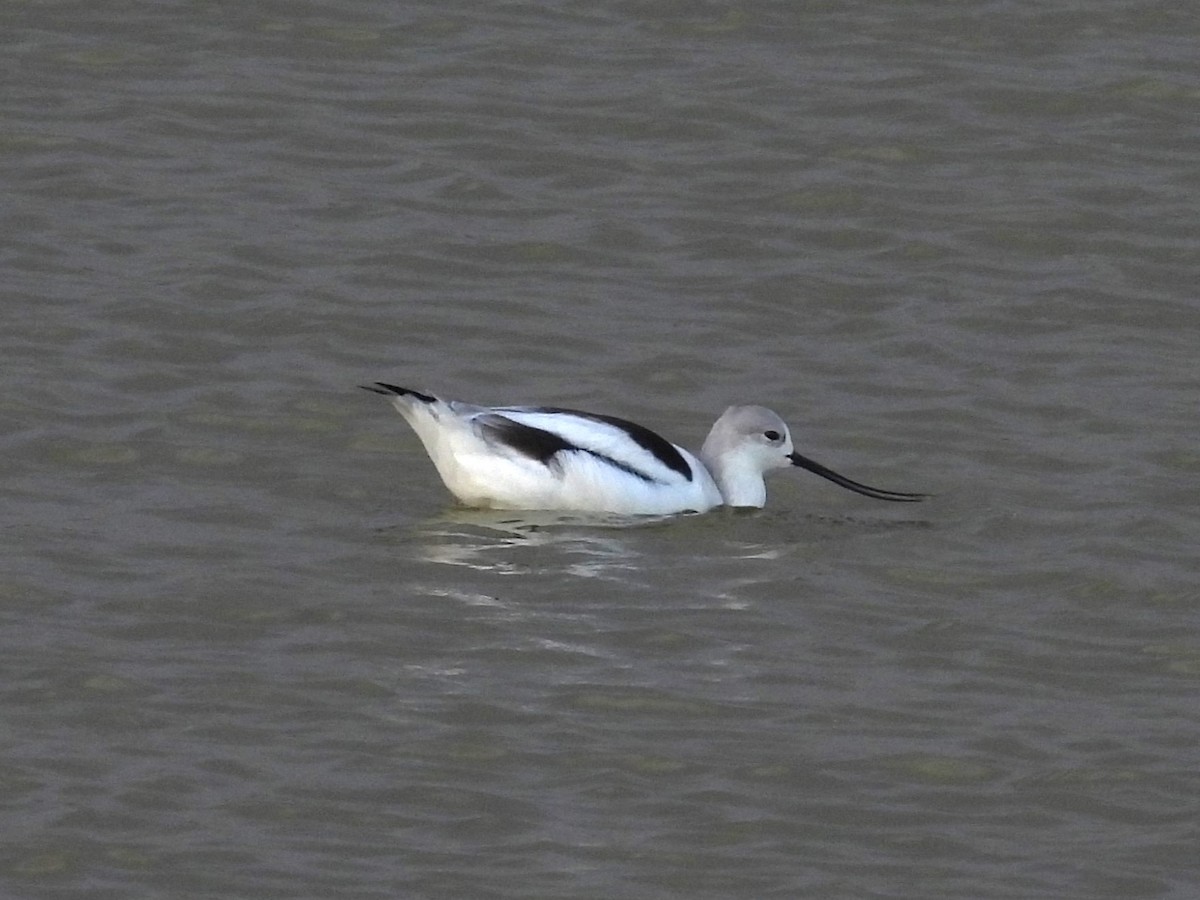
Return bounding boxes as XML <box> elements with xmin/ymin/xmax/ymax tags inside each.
<box><xmin>763</xmin><ymin>430</ymin><xmax>781</xmax><ymax>441</ymax></box>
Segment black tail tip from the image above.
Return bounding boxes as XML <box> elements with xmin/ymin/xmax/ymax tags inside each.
<box><xmin>359</xmin><ymin>383</ymin><xmax>437</xmax><ymax>403</ymax></box>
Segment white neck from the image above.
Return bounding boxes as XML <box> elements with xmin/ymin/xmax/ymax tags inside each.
<box><xmin>700</xmin><ymin>448</ymin><xmax>767</xmax><ymax>508</ymax></box>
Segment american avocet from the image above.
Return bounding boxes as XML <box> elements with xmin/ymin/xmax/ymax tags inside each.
<box><xmin>361</xmin><ymin>383</ymin><xmax>926</xmax><ymax>515</ymax></box>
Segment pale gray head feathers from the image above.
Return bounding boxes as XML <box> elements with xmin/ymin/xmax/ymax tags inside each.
<box><xmin>699</xmin><ymin>405</ymin><xmax>797</xmax><ymax>508</ymax></box>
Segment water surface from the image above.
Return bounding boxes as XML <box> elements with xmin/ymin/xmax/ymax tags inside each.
<box><xmin>4</xmin><ymin>1</ymin><xmax>1199</xmax><ymax>897</ymax></box>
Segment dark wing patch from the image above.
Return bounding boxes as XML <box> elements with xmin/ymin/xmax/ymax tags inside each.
<box><xmin>478</xmin><ymin>414</ymin><xmax>664</xmax><ymax>483</ymax></box>
<box><xmin>535</xmin><ymin>408</ymin><xmax>693</xmax><ymax>481</ymax></box>
<box><xmin>478</xmin><ymin>415</ymin><xmax>574</xmax><ymax>465</ymax></box>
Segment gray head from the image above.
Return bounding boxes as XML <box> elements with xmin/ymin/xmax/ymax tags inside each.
<box><xmin>700</xmin><ymin>404</ymin><xmax>927</xmax><ymax>508</ymax></box>
<box><xmin>704</xmin><ymin>405</ymin><xmax>796</xmax><ymax>466</ymax></box>
<box><xmin>699</xmin><ymin>406</ymin><xmax>797</xmax><ymax>507</ymax></box>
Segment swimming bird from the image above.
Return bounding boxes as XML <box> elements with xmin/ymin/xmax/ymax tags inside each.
<box><xmin>361</xmin><ymin>383</ymin><xmax>925</xmax><ymax>515</ymax></box>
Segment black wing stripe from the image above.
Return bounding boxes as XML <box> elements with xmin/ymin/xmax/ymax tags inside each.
<box><xmin>533</xmin><ymin>408</ymin><xmax>693</xmax><ymax>481</ymax></box>
<box><xmin>479</xmin><ymin>416</ymin><xmax>664</xmax><ymax>484</ymax></box>
<box><xmin>480</xmin><ymin>416</ymin><xmax>573</xmax><ymax>465</ymax></box>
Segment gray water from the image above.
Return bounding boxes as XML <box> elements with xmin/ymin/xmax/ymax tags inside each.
<box><xmin>4</xmin><ymin>1</ymin><xmax>1199</xmax><ymax>897</ymax></box>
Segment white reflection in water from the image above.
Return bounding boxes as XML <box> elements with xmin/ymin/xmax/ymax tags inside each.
<box><xmin>394</xmin><ymin>507</ymin><xmax>679</xmax><ymax>579</ymax></box>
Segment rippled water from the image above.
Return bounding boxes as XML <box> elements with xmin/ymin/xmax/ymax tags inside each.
<box><xmin>4</xmin><ymin>1</ymin><xmax>1199</xmax><ymax>897</ymax></box>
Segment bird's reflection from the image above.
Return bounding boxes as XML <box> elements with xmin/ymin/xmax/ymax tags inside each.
<box><xmin>386</xmin><ymin>507</ymin><xmax>685</xmax><ymax>579</ymax></box>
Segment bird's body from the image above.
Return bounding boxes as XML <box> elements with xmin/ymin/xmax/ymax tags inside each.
<box><xmin>362</xmin><ymin>383</ymin><xmax>924</xmax><ymax>515</ymax></box>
